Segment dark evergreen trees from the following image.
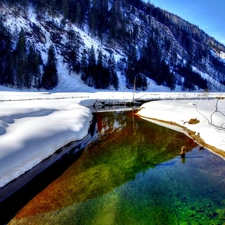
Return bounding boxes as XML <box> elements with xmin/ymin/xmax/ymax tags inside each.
<box><xmin>88</xmin><ymin>45</ymin><xmax>96</xmax><ymax>68</ymax></box>
<box><xmin>126</xmin><ymin>45</ymin><xmax>137</xmax><ymax>89</ymax></box>
<box><xmin>95</xmin><ymin>49</ymin><xmax>111</xmax><ymax>89</ymax></box>
<box><xmin>63</xmin><ymin>0</ymin><xmax>69</xmax><ymax>19</ymax></box>
<box><xmin>65</xmin><ymin>30</ymin><xmax>81</xmax><ymax>74</ymax></box>
<box><xmin>41</xmin><ymin>45</ymin><xmax>58</xmax><ymax>90</ymax></box>
<box><xmin>15</xmin><ymin>29</ymin><xmax>27</xmax><ymax>89</ymax></box>
<box><xmin>27</xmin><ymin>46</ymin><xmax>41</xmax><ymax>88</ymax></box>
<box><xmin>108</xmin><ymin>54</ymin><xmax>118</xmax><ymax>90</ymax></box>
<box><xmin>81</xmin><ymin>46</ymin><xmax>119</xmax><ymax>90</ymax></box>
<box><xmin>0</xmin><ymin>0</ymin><xmax>220</xmax><ymax>91</ymax></box>
<box><xmin>0</xmin><ymin>19</ymin><xmax>12</xmax><ymax>86</ymax></box>
<box><xmin>4</xmin><ymin>55</ymin><xmax>14</xmax><ymax>87</ymax></box>
<box><xmin>0</xmin><ymin>23</ymin><xmax>42</xmax><ymax>89</ymax></box>
<box><xmin>177</xmin><ymin>62</ymin><xmax>208</xmax><ymax>90</ymax></box>
<box><xmin>108</xmin><ymin>0</ymin><xmax>123</xmax><ymax>42</ymax></box>
<box><xmin>81</xmin><ymin>49</ymin><xmax>88</xmax><ymax>72</ymax></box>
<box><xmin>125</xmin><ymin>45</ymin><xmax>148</xmax><ymax>91</ymax></box>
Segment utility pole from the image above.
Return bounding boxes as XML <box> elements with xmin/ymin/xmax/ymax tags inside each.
<box><xmin>132</xmin><ymin>77</ymin><xmax>136</xmax><ymax>105</ymax></box>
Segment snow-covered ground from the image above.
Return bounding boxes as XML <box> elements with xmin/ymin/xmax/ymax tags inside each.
<box><xmin>137</xmin><ymin>98</ymin><xmax>225</xmax><ymax>156</ymax></box>
<box><xmin>0</xmin><ymin>95</ymin><xmax>92</xmax><ymax>188</ymax></box>
<box><xmin>0</xmin><ymin>88</ymin><xmax>225</xmax><ymax>189</ymax></box>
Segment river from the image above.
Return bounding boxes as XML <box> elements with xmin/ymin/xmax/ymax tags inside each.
<box><xmin>2</xmin><ymin>109</ymin><xmax>225</xmax><ymax>224</ymax></box>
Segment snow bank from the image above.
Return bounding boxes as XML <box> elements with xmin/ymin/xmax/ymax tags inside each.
<box><xmin>0</xmin><ymin>98</ymin><xmax>92</xmax><ymax>188</ymax></box>
<box><xmin>137</xmin><ymin>99</ymin><xmax>225</xmax><ymax>153</ymax></box>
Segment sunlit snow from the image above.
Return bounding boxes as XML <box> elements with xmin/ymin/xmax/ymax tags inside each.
<box><xmin>0</xmin><ymin>87</ymin><xmax>225</xmax><ymax>188</ymax></box>
<box><xmin>137</xmin><ymin>98</ymin><xmax>225</xmax><ymax>155</ymax></box>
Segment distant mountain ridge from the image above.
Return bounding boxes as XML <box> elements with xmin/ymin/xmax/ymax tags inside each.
<box><xmin>0</xmin><ymin>0</ymin><xmax>225</xmax><ymax>91</ymax></box>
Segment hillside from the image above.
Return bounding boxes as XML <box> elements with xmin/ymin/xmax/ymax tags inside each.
<box><xmin>0</xmin><ymin>0</ymin><xmax>225</xmax><ymax>92</ymax></box>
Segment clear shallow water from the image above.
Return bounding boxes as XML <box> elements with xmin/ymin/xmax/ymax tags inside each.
<box><xmin>8</xmin><ymin>110</ymin><xmax>225</xmax><ymax>225</ymax></box>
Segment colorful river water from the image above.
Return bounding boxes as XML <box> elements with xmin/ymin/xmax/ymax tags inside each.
<box><xmin>5</xmin><ymin>110</ymin><xmax>225</xmax><ymax>225</ymax></box>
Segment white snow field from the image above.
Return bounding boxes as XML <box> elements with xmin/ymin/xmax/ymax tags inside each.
<box><xmin>0</xmin><ymin>89</ymin><xmax>225</xmax><ymax>189</ymax></box>
<box><xmin>137</xmin><ymin>98</ymin><xmax>225</xmax><ymax>156</ymax></box>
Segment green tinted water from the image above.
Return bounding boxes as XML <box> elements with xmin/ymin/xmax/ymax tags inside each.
<box><xmin>9</xmin><ymin>110</ymin><xmax>225</xmax><ymax>225</ymax></box>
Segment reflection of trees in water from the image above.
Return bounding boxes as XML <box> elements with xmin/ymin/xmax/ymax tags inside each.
<box><xmin>95</xmin><ymin>110</ymin><xmax>129</xmax><ymax>134</ymax></box>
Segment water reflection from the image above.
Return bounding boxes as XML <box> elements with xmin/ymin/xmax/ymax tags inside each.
<box><xmin>8</xmin><ymin>110</ymin><xmax>225</xmax><ymax>225</ymax></box>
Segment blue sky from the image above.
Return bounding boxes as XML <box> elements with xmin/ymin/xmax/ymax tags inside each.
<box><xmin>146</xmin><ymin>0</ymin><xmax>225</xmax><ymax>45</ymax></box>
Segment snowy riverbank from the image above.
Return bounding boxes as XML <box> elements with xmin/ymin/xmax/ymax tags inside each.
<box><xmin>137</xmin><ymin>98</ymin><xmax>225</xmax><ymax>157</ymax></box>
<box><xmin>0</xmin><ymin>98</ymin><xmax>92</xmax><ymax>189</ymax></box>
<box><xmin>0</xmin><ymin>90</ymin><xmax>225</xmax><ymax>190</ymax></box>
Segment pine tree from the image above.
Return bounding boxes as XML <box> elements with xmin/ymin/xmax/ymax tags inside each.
<box><xmin>81</xmin><ymin>49</ymin><xmax>88</xmax><ymax>82</ymax></box>
<box><xmin>126</xmin><ymin>58</ymin><xmax>134</xmax><ymax>89</ymax></box>
<box><xmin>21</xmin><ymin>0</ymin><xmax>28</xmax><ymax>15</ymax></box>
<box><xmin>0</xmin><ymin>18</ymin><xmax>12</xmax><ymax>86</ymax></box>
<box><xmin>41</xmin><ymin>45</ymin><xmax>58</xmax><ymax>90</ymax></box>
<box><xmin>88</xmin><ymin>45</ymin><xmax>96</xmax><ymax>68</ymax></box>
<box><xmin>66</xmin><ymin>30</ymin><xmax>81</xmax><ymax>73</ymax></box>
<box><xmin>88</xmin><ymin>8</ymin><xmax>97</xmax><ymax>35</ymax></box>
<box><xmin>4</xmin><ymin>54</ymin><xmax>14</xmax><ymax>87</ymax></box>
<box><xmin>15</xmin><ymin>29</ymin><xmax>27</xmax><ymax>89</ymax></box>
<box><xmin>27</xmin><ymin>46</ymin><xmax>41</xmax><ymax>88</ymax></box>
<box><xmin>96</xmin><ymin>49</ymin><xmax>109</xmax><ymax>89</ymax></box>
<box><xmin>87</xmin><ymin>45</ymin><xmax>97</xmax><ymax>87</ymax></box>
<box><xmin>82</xmin><ymin>0</ymin><xmax>90</xmax><ymax>12</ymax></box>
<box><xmin>108</xmin><ymin>54</ymin><xmax>118</xmax><ymax>89</ymax></box>
<box><xmin>74</xmin><ymin>2</ymin><xmax>82</xmax><ymax>26</ymax></box>
<box><xmin>97</xmin><ymin>49</ymin><xmax>103</xmax><ymax>68</ymax></box>
<box><xmin>109</xmin><ymin>0</ymin><xmax>122</xmax><ymax>40</ymax></box>
<box><xmin>81</xmin><ymin>49</ymin><xmax>88</xmax><ymax>71</ymax></box>
<box><xmin>35</xmin><ymin>0</ymin><xmax>45</xmax><ymax>14</ymax></box>
<box><xmin>50</xmin><ymin>0</ymin><xmax>56</xmax><ymax>17</ymax></box>
<box><xmin>63</xmin><ymin>0</ymin><xmax>69</xmax><ymax>19</ymax></box>
<box><xmin>126</xmin><ymin>46</ymin><xmax>138</xmax><ymax>88</ymax></box>
<box><xmin>136</xmin><ymin>73</ymin><xmax>147</xmax><ymax>91</ymax></box>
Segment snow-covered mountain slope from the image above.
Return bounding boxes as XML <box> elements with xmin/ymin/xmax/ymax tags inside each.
<box><xmin>1</xmin><ymin>1</ymin><xmax>225</xmax><ymax>92</ymax></box>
